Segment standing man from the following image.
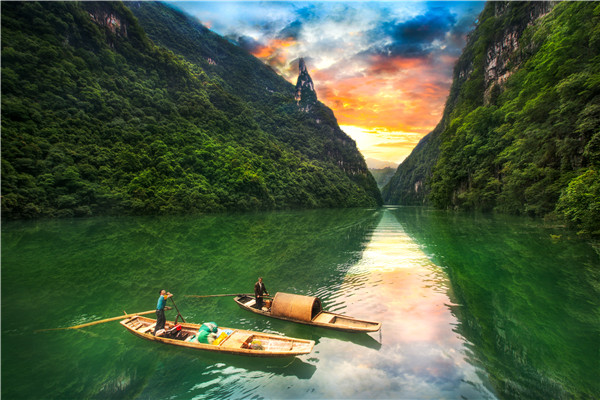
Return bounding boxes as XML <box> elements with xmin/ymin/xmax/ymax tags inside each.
<box><xmin>254</xmin><ymin>277</ymin><xmax>269</xmax><ymax>310</ymax></box>
<box><xmin>154</xmin><ymin>289</ymin><xmax>173</xmax><ymax>335</ymax></box>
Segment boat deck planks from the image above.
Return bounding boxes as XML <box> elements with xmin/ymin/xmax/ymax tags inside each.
<box><xmin>312</xmin><ymin>313</ymin><xmax>334</xmax><ymax>324</ymax></box>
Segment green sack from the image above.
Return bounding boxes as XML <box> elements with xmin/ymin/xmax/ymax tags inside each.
<box><xmin>199</xmin><ymin>322</ymin><xmax>218</xmax><ymax>333</ymax></box>
<box><xmin>197</xmin><ymin>329</ymin><xmax>217</xmax><ymax>344</ymax></box>
<box><xmin>197</xmin><ymin>329</ymin><xmax>210</xmax><ymax>343</ymax></box>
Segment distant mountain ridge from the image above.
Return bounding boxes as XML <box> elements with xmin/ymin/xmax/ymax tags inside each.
<box><xmin>369</xmin><ymin>167</ymin><xmax>396</xmax><ymax>190</ymax></box>
<box><xmin>1</xmin><ymin>1</ymin><xmax>381</xmax><ymax>219</ymax></box>
<box><xmin>366</xmin><ymin>158</ymin><xmax>399</xmax><ymax>169</ymax></box>
<box><xmin>382</xmin><ymin>1</ymin><xmax>599</xmax><ymax>235</ymax></box>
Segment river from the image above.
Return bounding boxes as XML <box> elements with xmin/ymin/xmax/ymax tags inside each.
<box><xmin>2</xmin><ymin>207</ymin><xmax>598</xmax><ymax>399</ymax></box>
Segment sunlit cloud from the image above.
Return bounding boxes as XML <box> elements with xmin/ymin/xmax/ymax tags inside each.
<box><xmin>240</xmin><ymin>36</ymin><xmax>299</xmax><ymax>69</ymax></box>
<box><xmin>341</xmin><ymin>125</ymin><xmax>422</xmax><ymax>164</ymax></box>
<box><xmin>317</xmin><ymin>54</ymin><xmax>451</xmax><ymax>136</ymax></box>
<box><xmin>168</xmin><ymin>1</ymin><xmax>485</xmax><ymax>163</ymax></box>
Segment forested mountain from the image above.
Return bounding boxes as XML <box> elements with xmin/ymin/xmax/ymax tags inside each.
<box><xmin>1</xmin><ymin>1</ymin><xmax>381</xmax><ymax>219</ymax></box>
<box><xmin>382</xmin><ymin>2</ymin><xmax>600</xmax><ymax>235</ymax></box>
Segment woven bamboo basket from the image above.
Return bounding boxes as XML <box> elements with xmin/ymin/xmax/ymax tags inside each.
<box><xmin>270</xmin><ymin>292</ymin><xmax>322</xmax><ymax>322</ymax></box>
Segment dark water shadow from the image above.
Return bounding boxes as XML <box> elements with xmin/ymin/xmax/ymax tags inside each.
<box><xmin>307</xmin><ymin>327</ymin><xmax>382</xmax><ymax>351</ymax></box>
<box><xmin>390</xmin><ymin>206</ymin><xmax>600</xmax><ymax>400</ymax></box>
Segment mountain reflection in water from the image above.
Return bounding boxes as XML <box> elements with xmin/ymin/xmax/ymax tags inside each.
<box><xmin>393</xmin><ymin>206</ymin><xmax>600</xmax><ymax>400</ymax></box>
<box><xmin>2</xmin><ymin>207</ymin><xmax>597</xmax><ymax>399</ymax></box>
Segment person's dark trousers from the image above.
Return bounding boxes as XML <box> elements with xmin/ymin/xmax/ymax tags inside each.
<box><xmin>154</xmin><ymin>309</ymin><xmax>166</xmax><ymax>335</ymax></box>
<box><xmin>255</xmin><ymin>297</ymin><xmax>263</xmax><ymax>310</ymax></box>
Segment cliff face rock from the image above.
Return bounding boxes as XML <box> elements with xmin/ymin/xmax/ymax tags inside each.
<box><xmin>295</xmin><ymin>58</ymin><xmax>318</xmax><ymax>112</ymax></box>
<box><xmin>482</xmin><ymin>2</ymin><xmax>555</xmax><ymax>103</ymax></box>
<box><xmin>85</xmin><ymin>2</ymin><xmax>133</xmax><ymax>43</ymax></box>
<box><xmin>453</xmin><ymin>2</ymin><xmax>556</xmax><ymax>106</ymax></box>
<box><xmin>89</xmin><ymin>10</ymin><xmax>128</xmax><ymax>37</ymax></box>
<box><xmin>483</xmin><ymin>30</ymin><xmax>519</xmax><ymax>100</ymax></box>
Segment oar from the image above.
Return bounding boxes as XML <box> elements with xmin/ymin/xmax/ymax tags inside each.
<box><xmin>35</xmin><ymin>308</ymin><xmax>167</xmax><ymax>333</ymax></box>
<box><xmin>184</xmin><ymin>293</ymin><xmax>253</xmax><ymax>298</ymax></box>
<box><xmin>170</xmin><ymin>297</ymin><xmax>186</xmax><ymax>324</ymax></box>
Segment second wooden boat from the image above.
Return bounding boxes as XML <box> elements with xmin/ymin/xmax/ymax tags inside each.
<box><xmin>120</xmin><ymin>315</ymin><xmax>314</xmax><ymax>357</ymax></box>
<box><xmin>234</xmin><ymin>292</ymin><xmax>381</xmax><ymax>333</ymax></box>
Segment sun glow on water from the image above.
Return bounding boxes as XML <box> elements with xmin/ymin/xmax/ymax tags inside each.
<box><xmin>310</xmin><ymin>208</ymin><xmax>495</xmax><ymax>398</ymax></box>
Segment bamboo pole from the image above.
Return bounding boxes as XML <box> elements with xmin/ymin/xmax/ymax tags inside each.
<box><xmin>170</xmin><ymin>297</ymin><xmax>185</xmax><ymax>324</ymax></box>
<box><xmin>35</xmin><ymin>309</ymin><xmax>163</xmax><ymax>332</ymax></box>
<box><xmin>184</xmin><ymin>293</ymin><xmax>253</xmax><ymax>298</ymax></box>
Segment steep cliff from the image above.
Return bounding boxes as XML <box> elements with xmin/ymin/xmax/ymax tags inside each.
<box><xmin>1</xmin><ymin>1</ymin><xmax>381</xmax><ymax>219</ymax></box>
<box><xmin>295</xmin><ymin>58</ymin><xmax>318</xmax><ymax>112</ymax></box>
<box><xmin>382</xmin><ymin>1</ymin><xmax>599</xmax><ymax>235</ymax></box>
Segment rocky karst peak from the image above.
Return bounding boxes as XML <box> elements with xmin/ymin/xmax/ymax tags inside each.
<box><xmin>295</xmin><ymin>58</ymin><xmax>318</xmax><ymax>112</ymax></box>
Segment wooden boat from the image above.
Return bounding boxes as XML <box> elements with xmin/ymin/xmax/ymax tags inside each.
<box><xmin>234</xmin><ymin>292</ymin><xmax>382</xmax><ymax>333</ymax></box>
<box><xmin>120</xmin><ymin>315</ymin><xmax>314</xmax><ymax>357</ymax></box>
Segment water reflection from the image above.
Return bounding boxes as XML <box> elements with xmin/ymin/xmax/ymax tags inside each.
<box><xmin>6</xmin><ymin>207</ymin><xmax>596</xmax><ymax>399</ymax></box>
<box><xmin>1</xmin><ymin>209</ymin><xmax>379</xmax><ymax>399</ymax></box>
<box><xmin>305</xmin><ymin>208</ymin><xmax>496</xmax><ymax>399</ymax></box>
<box><xmin>394</xmin><ymin>207</ymin><xmax>600</xmax><ymax>399</ymax></box>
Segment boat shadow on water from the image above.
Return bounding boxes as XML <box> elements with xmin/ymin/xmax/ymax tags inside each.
<box><xmin>302</xmin><ymin>326</ymin><xmax>382</xmax><ymax>351</ymax></box>
<box><xmin>248</xmin><ymin>316</ymin><xmax>383</xmax><ymax>351</ymax></box>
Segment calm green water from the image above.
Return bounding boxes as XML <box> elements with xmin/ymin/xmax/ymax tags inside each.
<box><xmin>2</xmin><ymin>207</ymin><xmax>598</xmax><ymax>399</ymax></box>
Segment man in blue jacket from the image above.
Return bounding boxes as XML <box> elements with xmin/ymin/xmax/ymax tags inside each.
<box><xmin>154</xmin><ymin>289</ymin><xmax>173</xmax><ymax>335</ymax></box>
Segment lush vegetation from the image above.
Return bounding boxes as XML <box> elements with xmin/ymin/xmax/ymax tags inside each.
<box><xmin>383</xmin><ymin>2</ymin><xmax>600</xmax><ymax>236</ymax></box>
<box><xmin>1</xmin><ymin>1</ymin><xmax>381</xmax><ymax>219</ymax></box>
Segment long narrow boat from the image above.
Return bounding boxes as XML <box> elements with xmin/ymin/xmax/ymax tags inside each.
<box><xmin>120</xmin><ymin>315</ymin><xmax>314</xmax><ymax>357</ymax></box>
<box><xmin>234</xmin><ymin>292</ymin><xmax>382</xmax><ymax>333</ymax></box>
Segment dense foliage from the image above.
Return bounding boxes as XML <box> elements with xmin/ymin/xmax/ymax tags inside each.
<box><xmin>383</xmin><ymin>2</ymin><xmax>600</xmax><ymax>235</ymax></box>
<box><xmin>1</xmin><ymin>1</ymin><xmax>381</xmax><ymax>219</ymax></box>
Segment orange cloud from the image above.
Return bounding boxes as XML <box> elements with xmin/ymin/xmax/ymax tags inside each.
<box><xmin>311</xmin><ymin>55</ymin><xmax>454</xmax><ymax>136</ymax></box>
<box><xmin>366</xmin><ymin>55</ymin><xmax>425</xmax><ymax>75</ymax></box>
<box><xmin>252</xmin><ymin>45</ymin><xmax>275</xmax><ymax>59</ymax></box>
<box><xmin>249</xmin><ymin>38</ymin><xmax>297</xmax><ymax>67</ymax></box>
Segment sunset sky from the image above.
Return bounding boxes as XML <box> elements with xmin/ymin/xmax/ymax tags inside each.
<box><xmin>170</xmin><ymin>1</ymin><xmax>485</xmax><ymax>166</ymax></box>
